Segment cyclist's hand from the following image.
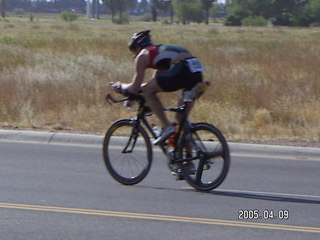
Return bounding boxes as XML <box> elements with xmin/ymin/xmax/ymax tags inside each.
<box><xmin>111</xmin><ymin>82</ymin><xmax>122</xmax><ymax>93</ymax></box>
<box><xmin>112</xmin><ymin>82</ymin><xmax>133</xmax><ymax>94</ymax></box>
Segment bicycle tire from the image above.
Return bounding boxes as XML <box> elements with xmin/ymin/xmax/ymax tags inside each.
<box><xmin>177</xmin><ymin>122</ymin><xmax>230</xmax><ymax>191</ymax></box>
<box><xmin>103</xmin><ymin>119</ymin><xmax>153</xmax><ymax>185</ymax></box>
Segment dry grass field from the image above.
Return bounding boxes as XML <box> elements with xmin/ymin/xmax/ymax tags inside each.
<box><xmin>0</xmin><ymin>15</ymin><xmax>319</xmax><ymax>143</ymax></box>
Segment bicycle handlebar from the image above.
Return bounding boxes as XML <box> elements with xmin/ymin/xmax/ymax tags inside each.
<box><xmin>106</xmin><ymin>82</ymin><xmax>186</xmax><ymax>113</ymax></box>
<box><xmin>105</xmin><ymin>93</ymin><xmax>129</xmax><ymax>104</ymax></box>
<box><xmin>105</xmin><ymin>91</ymin><xmax>145</xmax><ymax>105</ymax></box>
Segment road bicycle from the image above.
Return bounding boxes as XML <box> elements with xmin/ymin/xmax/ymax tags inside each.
<box><xmin>103</xmin><ymin>87</ymin><xmax>230</xmax><ymax>191</ymax></box>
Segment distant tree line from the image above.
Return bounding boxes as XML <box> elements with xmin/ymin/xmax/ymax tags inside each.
<box><xmin>226</xmin><ymin>0</ymin><xmax>320</xmax><ymax>27</ymax></box>
<box><xmin>0</xmin><ymin>0</ymin><xmax>88</xmax><ymax>14</ymax></box>
<box><xmin>1</xmin><ymin>0</ymin><xmax>319</xmax><ymax>27</ymax></box>
<box><xmin>0</xmin><ymin>0</ymin><xmax>224</xmax><ymax>24</ymax></box>
<box><xmin>101</xmin><ymin>0</ymin><xmax>222</xmax><ymax>24</ymax></box>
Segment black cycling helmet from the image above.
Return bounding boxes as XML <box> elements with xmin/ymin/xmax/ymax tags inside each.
<box><xmin>128</xmin><ymin>30</ymin><xmax>153</xmax><ymax>51</ymax></box>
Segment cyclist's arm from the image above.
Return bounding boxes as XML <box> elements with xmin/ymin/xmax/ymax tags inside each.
<box><xmin>126</xmin><ymin>50</ymin><xmax>149</xmax><ymax>94</ymax></box>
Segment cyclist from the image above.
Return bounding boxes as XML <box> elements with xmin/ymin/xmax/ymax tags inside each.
<box><xmin>113</xmin><ymin>30</ymin><xmax>204</xmax><ymax>145</ymax></box>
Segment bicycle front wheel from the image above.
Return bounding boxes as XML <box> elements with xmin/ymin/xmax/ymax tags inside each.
<box><xmin>103</xmin><ymin>119</ymin><xmax>153</xmax><ymax>185</ymax></box>
<box><xmin>178</xmin><ymin>122</ymin><xmax>230</xmax><ymax>191</ymax></box>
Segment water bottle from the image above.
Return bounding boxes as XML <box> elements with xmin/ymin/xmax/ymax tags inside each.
<box><xmin>167</xmin><ymin>132</ymin><xmax>177</xmax><ymax>163</ymax></box>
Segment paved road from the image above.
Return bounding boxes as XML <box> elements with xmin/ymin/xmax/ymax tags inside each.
<box><xmin>0</xmin><ymin>139</ymin><xmax>319</xmax><ymax>240</ymax></box>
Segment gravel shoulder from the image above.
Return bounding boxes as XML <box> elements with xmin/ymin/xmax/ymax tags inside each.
<box><xmin>235</xmin><ymin>139</ymin><xmax>320</xmax><ymax>148</ymax></box>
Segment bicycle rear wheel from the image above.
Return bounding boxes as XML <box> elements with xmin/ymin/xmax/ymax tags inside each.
<box><xmin>103</xmin><ymin>119</ymin><xmax>152</xmax><ymax>185</ymax></box>
<box><xmin>178</xmin><ymin>122</ymin><xmax>230</xmax><ymax>191</ymax></box>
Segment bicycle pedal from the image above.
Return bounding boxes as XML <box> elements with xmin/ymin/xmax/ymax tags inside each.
<box><xmin>176</xmin><ymin>174</ymin><xmax>184</xmax><ymax>181</ymax></box>
<box><xmin>170</xmin><ymin>168</ymin><xmax>185</xmax><ymax>181</ymax></box>
<box><xmin>171</xmin><ymin>171</ymin><xmax>184</xmax><ymax>181</ymax></box>
<box><xmin>168</xmin><ymin>162</ymin><xmax>178</xmax><ymax>171</ymax></box>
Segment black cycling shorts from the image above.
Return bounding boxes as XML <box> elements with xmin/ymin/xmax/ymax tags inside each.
<box><xmin>156</xmin><ymin>60</ymin><xmax>203</xmax><ymax>92</ymax></box>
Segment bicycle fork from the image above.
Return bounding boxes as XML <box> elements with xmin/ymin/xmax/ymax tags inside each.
<box><xmin>122</xmin><ymin>124</ymin><xmax>140</xmax><ymax>154</ymax></box>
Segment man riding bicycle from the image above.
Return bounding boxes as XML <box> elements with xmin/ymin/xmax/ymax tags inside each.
<box><xmin>113</xmin><ymin>30</ymin><xmax>205</xmax><ymax>145</ymax></box>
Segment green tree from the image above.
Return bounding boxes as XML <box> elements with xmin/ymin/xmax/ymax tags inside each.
<box><xmin>271</xmin><ymin>0</ymin><xmax>308</xmax><ymax>26</ymax></box>
<box><xmin>201</xmin><ymin>0</ymin><xmax>216</xmax><ymax>24</ymax></box>
<box><xmin>0</xmin><ymin>0</ymin><xmax>5</xmax><ymax>18</ymax></box>
<box><xmin>173</xmin><ymin>0</ymin><xmax>204</xmax><ymax>24</ymax></box>
<box><xmin>60</xmin><ymin>11</ymin><xmax>78</xmax><ymax>23</ymax></box>
<box><xmin>151</xmin><ymin>0</ymin><xmax>172</xmax><ymax>22</ymax></box>
<box><xmin>224</xmin><ymin>0</ymin><xmax>251</xmax><ymax>26</ymax></box>
<box><xmin>150</xmin><ymin>0</ymin><xmax>158</xmax><ymax>22</ymax></box>
<box><xmin>225</xmin><ymin>0</ymin><xmax>310</xmax><ymax>26</ymax></box>
<box><xmin>102</xmin><ymin>0</ymin><xmax>116</xmax><ymax>22</ymax></box>
<box><xmin>306</xmin><ymin>0</ymin><xmax>320</xmax><ymax>23</ymax></box>
<box><xmin>210</xmin><ymin>2</ymin><xmax>227</xmax><ymax>20</ymax></box>
<box><xmin>138</xmin><ymin>0</ymin><xmax>149</xmax><ymax>13</ymax></box>
<box><xmin>115</xmin><ymin>0</ymin><xmax>126</xmax><ymax>23</ymax></box>
<box><xmin>289</xmin><ymin>0</ymin><xmax>320</xmax><ymax>26</ymax></box>
<box><xmin>102</xmin><ymin>0</ymin><xmax>135</xmax><ymax>23</ymax></box>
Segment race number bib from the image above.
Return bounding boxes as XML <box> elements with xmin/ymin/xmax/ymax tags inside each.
<box><xmin>186</xmin><ymin>58</ymin><xmax>204</xmax><ymax>73</ymax></box>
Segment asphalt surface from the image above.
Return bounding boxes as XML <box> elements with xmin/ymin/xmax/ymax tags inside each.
<box><xmin>0</xmin><ymin>130</ymin><xmax>319</xmax><ymax>240</ymax></box>
<box><xmin>0</xmin><ymin>129</ymin><xmax>319</xmax><ymax>160</ymax></box>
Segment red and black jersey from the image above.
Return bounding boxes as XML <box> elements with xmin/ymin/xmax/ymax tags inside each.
<box><xmin>148</xmin><ymin>44</ymin><xmax>190</xmax><ymax>70</ymax></box>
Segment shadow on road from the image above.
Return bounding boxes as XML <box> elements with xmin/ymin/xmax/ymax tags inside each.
<box><xmin>210</xmin><ymin>190</ymin><xmax>320</xmax><ymax>205</ymax></box>
<box><xmin>133</xmin><ymin>184</ymin><xmax>320</xmax><ymax>205</ymax></box>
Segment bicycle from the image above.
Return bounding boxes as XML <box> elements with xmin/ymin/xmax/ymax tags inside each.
<box><xmin>103</xmin><ymin>86</ymin><xmax>230</xmax><ymax>191</ymax></box>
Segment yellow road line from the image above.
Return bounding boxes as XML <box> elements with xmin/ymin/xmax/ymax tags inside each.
<box><xmin>0</xmin><ymin>202</ymin><xmax>319</xmax><ymax>233</ymax></box>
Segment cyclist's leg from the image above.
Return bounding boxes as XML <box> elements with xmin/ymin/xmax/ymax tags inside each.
<box><xmin>143</xmin><ymin>63</ymin><xmax>186</xmax><ymax>143</ymax></box>
<box><xmin>175</xmin><ymin>61</ymin><xmax>203</xmax><ymax>123</ymax></box>
<box><xmin>144</xmin><ymin>61</ymin><xmax>202</xmax><ymax>144</ymax></box>
<box><xmin>175</xmin><ymin>97</ymin><xmax>194</xmax><ymax>123</ymax></box>
<box><xmin>175</xmin><ymin>68</ymin><xmax>203</xmax><ymax>156</ymax></box>
<box><xmin>142</xmin><ymin>76</ymin><xmax>170</xmax><ymax>129</ymax></box>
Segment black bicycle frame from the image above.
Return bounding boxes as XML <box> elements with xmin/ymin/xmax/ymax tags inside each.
<box><xmin>108</xmin><ymin>92</ymin><xmax>198</xmax><ymax>163</ymax></box>
<box><xmin>138</xmin><ymin>103</ymin><xmax>195</xmax><ymax>162</ymax></box>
